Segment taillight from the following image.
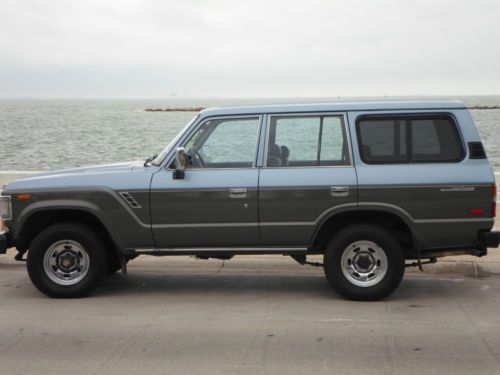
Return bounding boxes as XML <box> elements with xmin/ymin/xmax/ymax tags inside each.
<box><xmin>493</xmin><ymin>184</ymin><xmax>497</xmax><ymax>218</ymax></box>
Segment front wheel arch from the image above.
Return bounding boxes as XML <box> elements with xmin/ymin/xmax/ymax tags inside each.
<box><xmin>16</xmin><ymin>208</ymin><xmax>122</xmax><ymax>268</ymax></box>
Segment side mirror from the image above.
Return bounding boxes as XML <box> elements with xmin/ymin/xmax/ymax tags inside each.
<box><xmin>173</xmin><ymin>147</ymin><xmax>187</xmax><ymax>180</ymax></box>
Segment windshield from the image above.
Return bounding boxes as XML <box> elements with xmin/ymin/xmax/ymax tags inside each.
<box><xmin>151</xmin><ymin>114</ymin><xmax>200</xmax><ymax>166</ymax></box>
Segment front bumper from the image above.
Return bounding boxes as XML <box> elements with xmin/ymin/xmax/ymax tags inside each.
<box><xmin>480</xmin><ymin>230</ymin><xmax>500</xmax><ymax>248</ymax></box>
<box><xmin>0</xmin><ymin>227</ymin><xmax>10</xmax><ymax>254</ymax></box>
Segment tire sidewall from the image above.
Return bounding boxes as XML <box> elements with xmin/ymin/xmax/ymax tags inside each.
<box><xmin>27</xmin><ymin>224</ymin><xmax>108</xmax><ymax>298</ymax></box>
<box><xmin>324</xmin><ymin>224</ymin><xmax>405</xmax><ymax>301</ymax></box>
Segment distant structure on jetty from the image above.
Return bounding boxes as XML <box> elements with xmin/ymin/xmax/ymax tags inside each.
<box><xmin>467</xmin><ymin>105</ymin><xmax>500</xmax><ymax>110</ymax></box>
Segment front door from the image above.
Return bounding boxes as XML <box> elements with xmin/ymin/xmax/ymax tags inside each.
<box><xmin>151</xmin><ymin>116</ymin><xmax>262</xmax><ymax>248</ymax></box>
<box><xmin>258</xmin><ymin>113</ymin><xmax>358</xmax><ymax>246</ymax></box>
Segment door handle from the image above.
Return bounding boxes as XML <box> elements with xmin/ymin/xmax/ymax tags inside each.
<box><xmin>330</xmin><ymin>186</ymin><xmax>349</xmax><ymax>197</ymax></box>
<box><xmin>229</xmin><ymin>188</ymin><xmax>248</xmax><ymax>198</ymax></box>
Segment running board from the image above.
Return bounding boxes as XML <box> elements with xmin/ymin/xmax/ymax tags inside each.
<box><xmin>133</xmin><ymin>247</ymin><xmax>310</xmax><ymax>256</ymax></box>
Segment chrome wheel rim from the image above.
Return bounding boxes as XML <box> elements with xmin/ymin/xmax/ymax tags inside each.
<box><xmin>341</xmin><ymin>240</ymin><xmax>388</xmax><ymax>287</ymax></box>
<box><xmin>43</xmin><ymin>240</ymin><xmax>90</xmax><ymax>286</ymax></box>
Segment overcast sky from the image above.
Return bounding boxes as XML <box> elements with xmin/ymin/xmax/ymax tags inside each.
<box><xmin>0</xmin><ymin>0</ymin><xmax>499</xmax><ymax>98</ymax></box>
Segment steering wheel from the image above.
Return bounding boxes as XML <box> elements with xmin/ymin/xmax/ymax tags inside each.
<box><xmin>190</xmin><ymin>147</ymin><xmax>205</xmax><ymax>168</ymax></box>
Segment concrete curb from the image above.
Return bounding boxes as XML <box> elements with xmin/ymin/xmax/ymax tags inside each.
<box><xmin>405</xmin><ymin>260</ymin><xmax>500</xmax><ymax>277</ymax></box>
<box><xmin>2</xmin><ymin>250</ymin><xmax>500</xmax><ymax>278</ymax></box>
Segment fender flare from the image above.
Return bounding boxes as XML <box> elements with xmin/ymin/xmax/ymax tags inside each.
<box><xmin>310</xmin><ymin>202</ymin><xmax>416</xmax><ymax>244</ymax></box>
<box><xmin>14</xmin><ymin>199</ymin><xmax>127</xmax><ymax>252</ymax></box>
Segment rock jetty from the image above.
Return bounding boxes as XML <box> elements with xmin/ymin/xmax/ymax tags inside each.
<box><xmin>467</xmin><ymin>105</ymin><xmax>500</xmax><ymax>110</ymax></box>
<box><xmin>145</xmin><ymin>107</ymin><xmax>205</xmax><ymax>112</ymax></box>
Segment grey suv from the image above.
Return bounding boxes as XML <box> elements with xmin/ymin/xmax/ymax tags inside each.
<box><xmin>1</xmin><ymin>101</ymin><xmax>499</xmax><ymax>300</ymax></box>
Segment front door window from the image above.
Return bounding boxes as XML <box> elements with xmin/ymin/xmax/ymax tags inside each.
<box><xmin>184</xmin><ymin>117</ymin><xmax>260</xmax><ymax>168</ymax></box>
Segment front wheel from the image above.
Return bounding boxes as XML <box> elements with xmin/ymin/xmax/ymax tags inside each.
<box><xmin>324</xmin><ymin>224</ymin><xmax>405</xmax><ymax>301</ymax></box>
<box><xmin>27</xmin><ymin>223</ymin><xmax>108</xmax><ymax>298</ymax></box>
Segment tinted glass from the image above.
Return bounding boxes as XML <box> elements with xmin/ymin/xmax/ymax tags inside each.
<box><xmin>357</xmin><ymin>119</ymin><xmax>407</xmax><ymax>163</ymax></box>
<box><xmin>320</xmin><ymin>117</ymin><xmax>349</xmax><ymax>165</ymax></box>
<box><xmin>274</xmin><ymin>117</ymin><xmax>320</xmax><ymax>165</ymax></box>
<box><xmin>267</xmin><ymin>115</ymin><xmax>349</xmax><ymax>167</ymax></box>
<box><xmin>357</xmin><ymin>116</ymin><xmax>463</xmax><ymax>164</ymax></box>
<box><xmin>411</xmin><ymin>118</ymin><xmax>463</xmax><ymax>162</ymax></box>
<box><xmin>184</xmin><ymin>117</ymin><xmax>260</xmax><ymax>168</ymax></box>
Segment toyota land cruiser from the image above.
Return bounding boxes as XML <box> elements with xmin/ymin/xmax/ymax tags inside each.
<box><xmin>1</xmin><ymin>101</ymin><xmax>498</xmax><ymax>300</ymax></box>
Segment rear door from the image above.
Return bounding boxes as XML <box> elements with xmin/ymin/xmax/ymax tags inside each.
<box><xmin>258</xmin><ymin>113</ymin><xmax>358</xmax><ymax>246</ymax></box>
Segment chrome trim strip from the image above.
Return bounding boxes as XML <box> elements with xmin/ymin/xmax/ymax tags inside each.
<box><xmin>358</xmin><ymin>184</ymin><xmax>491</xmax><ymax>189</ymax></box>
<box><xmin>258</xmin><ymin>185</ymin><xmax>355</xmax><ymax>191</ymax></box>
<box><xmin>151</xmin><ymin>188</ymin><xmax>257</xmax><ymax>193</ymax></box>
<box><xmin>151</xmin><ymin>205</ymin><xmax>493</xmax><ymax>229</ymax></box>
<box><xmin>414</xmin><ymin>218</ymin><xmax>493</xmax><ymax>224</ymax></box>
<box><xmin>135</xmin><ymin>246</ymin><xmax>309</xmax><ymax>253</ymax></box>
<box><xmin>439</xmin><ymin>186</ymin><xmax>475</xmax><ymax>192</ymax></box>
<box><xmin>153</xmin><ymin>222</ymin><xmax>258</xmax><ymax>229</ymax></box>
<box><xmin>358</xmin><ymin>202</ymin><xmax>493</xmax><ymax>224</ymax></box>
<box><xmin>259</xmin><ymin>221</ymin><xmax>315</xmax><ymax>226</ymax></box>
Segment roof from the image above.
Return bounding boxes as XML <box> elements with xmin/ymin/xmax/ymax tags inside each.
<box><xmin>199</xmin><ymin>100</ymin><xmax>467</xmax><ymax>117</ymax></box>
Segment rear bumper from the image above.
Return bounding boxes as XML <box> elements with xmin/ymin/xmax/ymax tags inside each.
<box><xmin>0</xmin><ymin>227</ymin><xmax>10</xmax><ymax>254</ymax></box>
<box><xmin>480</xmin><ymin>230</ymin><xmax>500</xmax><ymax>248</ymax></box>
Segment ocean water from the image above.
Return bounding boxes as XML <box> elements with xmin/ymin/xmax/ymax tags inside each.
<box><xmin>0</xmin><ymin>97</ymin><xmax>499</xmax><ymax>171</ymax></box>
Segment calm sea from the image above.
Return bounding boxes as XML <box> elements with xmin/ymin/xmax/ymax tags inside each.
<box><xmin>0</xmin><ymin>97</ymin><xmax>499</xmax><ymax>171</ymax></box>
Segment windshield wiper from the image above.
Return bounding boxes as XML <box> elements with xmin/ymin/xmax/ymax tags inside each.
<box><xmin>144</xmin><ymin>154</ymin><xmax>158</xmax><ymax>167</ymax></box>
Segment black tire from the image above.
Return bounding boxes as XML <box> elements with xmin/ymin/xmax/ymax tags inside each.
<box><xmin>324</xmin><ymin>224</ymin><xmax>405</xmax><ymax>301</ymax></box>
<box><xmin>27</xmin><ymin>223</ymin><xmax>108</xmax><ymax>298</ymax></box>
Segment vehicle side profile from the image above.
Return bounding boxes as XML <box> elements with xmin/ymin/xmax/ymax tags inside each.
<box><xmin>0</xmin><ymin>100</ymin><xmax>499</xmax><ymax>300</ymax></box>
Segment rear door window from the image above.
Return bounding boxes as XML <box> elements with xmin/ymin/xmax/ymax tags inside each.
<box><xmin>266</xmin><ymin>115</ymin><xmax>350</xmax><ymax>167</ymax></box>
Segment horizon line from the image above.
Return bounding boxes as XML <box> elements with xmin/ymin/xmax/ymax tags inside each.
<box><xmin>1</xmin><ymin>94</ymin><xmax>500</xmax><ymax>100</ymax></box>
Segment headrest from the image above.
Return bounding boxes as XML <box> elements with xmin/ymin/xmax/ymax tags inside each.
<box><xmin>280</xmin><ymin>145</ymin><xmax>290</xmax><ymax>158</ymax></box>
<box><xmin>269</xmin><ymin>144</ymin><xmax>281</xmax><ymax>156</ymax></box>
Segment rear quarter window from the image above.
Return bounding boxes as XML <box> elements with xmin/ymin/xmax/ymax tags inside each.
<box><xmin>356</xmin><ymin>114</ymin><xmax>464</xmax><ymax>164</ymax></box>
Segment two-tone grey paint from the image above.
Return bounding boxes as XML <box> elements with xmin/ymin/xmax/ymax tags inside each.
<box><xmin>1</xmin><ymin>100</ymin><xmax>497</xmax><ymax>258</ymax></box>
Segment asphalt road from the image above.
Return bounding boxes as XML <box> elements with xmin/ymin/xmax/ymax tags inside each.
<box><xmin>1</xmin><ymin>255</ymin><xmax>500</xmax><ymax>375</ymax></box>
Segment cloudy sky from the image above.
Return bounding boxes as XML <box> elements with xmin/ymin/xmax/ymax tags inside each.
<box><xmin>0</xmin><ymin>0</ymin><xmax>499</xmax><ymax>98</ymax></box>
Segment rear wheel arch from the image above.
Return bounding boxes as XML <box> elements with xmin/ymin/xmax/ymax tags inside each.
<box><xmin>311</xmin><ymin>208</ymin><xmax>415</xmax><ymax>257</ymax></box>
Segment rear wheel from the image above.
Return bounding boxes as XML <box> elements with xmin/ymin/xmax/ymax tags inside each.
<box><xmin>324</xmin><ymin>224</ymin><xmax>405</xmax><ymax>301</ymax></box>
<box><xmin>27</xmin><ymin>223</ymin><xmax>108</xmax><ymax>298</ymax></box>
